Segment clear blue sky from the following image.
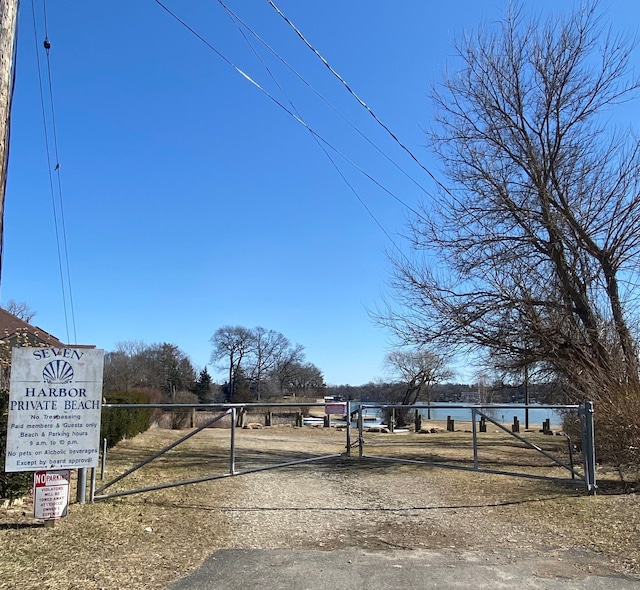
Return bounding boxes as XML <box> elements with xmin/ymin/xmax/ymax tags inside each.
<box><xmin>3</xmin><ymin>1</ymin><xmax>639</xmax><ymax>386</ymax></box>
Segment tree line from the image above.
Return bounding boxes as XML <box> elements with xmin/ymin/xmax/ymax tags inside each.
<box><xmin>103</xmin><ymin>341</ymin><xmax>197</xmax><ymax>401</ymax></box>
<box><xmin>102</xmin><ymin>326</ymin><xmax>327</xmax><ymax>403</ymax></box>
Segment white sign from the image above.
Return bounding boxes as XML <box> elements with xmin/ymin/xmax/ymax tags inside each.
<box><xmin>33</xmin><ymin>470</ymin><xmax>70</xmax><ymax>520</ymax></box>
<box><xmin>5</xmin><ymin>347</ymin><xmax>104</xmax><ymax>472</ymax></box>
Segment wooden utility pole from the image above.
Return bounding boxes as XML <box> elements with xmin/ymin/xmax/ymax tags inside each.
<box><xmin>0</xmin><ymin>0</ymin><xmax>19</xmax><ymax>285</ymax></box>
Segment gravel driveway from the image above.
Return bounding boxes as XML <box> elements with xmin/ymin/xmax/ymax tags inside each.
<box><xmin>167</xmin><ymin>427</ymin><xmax>640</xmax><ymax>588</ymax></box>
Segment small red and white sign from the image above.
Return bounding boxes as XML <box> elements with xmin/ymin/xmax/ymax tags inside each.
<box><xmin>33</xmin><ymin>470</ymin><xmax>70</xmax><ymax>520</ymax></box>
<box><xmin>325</xmin><ymin>403</ymin><xmax>346</xmax><ymax>416</ymax></box>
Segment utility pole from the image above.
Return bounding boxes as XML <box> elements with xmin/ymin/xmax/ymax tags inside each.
<box><xmin>0</xmin><ymin>0</ymin><xmax>19</xmax><ymax>285</ymax></box>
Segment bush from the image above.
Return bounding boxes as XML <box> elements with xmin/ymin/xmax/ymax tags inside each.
<box><xmin>594</xmin><ymin>389</ymin><xmax>640</xmax><ymax>480</ymax></box>
<box><xmin>101</xmin><ymin>390</ymin><xmax>151</xmax><ymax>449</ymax></box>
<box><xmin>167</xmin><ymin>391</ymin><xmax>199</xmax><ymax>429</ymax></box>
<box><xmin>563</xmin><ymin>387</ymin><xmax>640</xmax><ymax>481</ymax></box>
<box><xmin>0</xmin><ymin>389</ymin><xmax>32</xmax><ymax>501</ymax></box>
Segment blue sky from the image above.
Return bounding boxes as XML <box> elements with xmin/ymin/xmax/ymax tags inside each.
<box><xmin>3</xmin><ymin>1</ymin><xmax>639</xmax><ymax>386</ymax></box>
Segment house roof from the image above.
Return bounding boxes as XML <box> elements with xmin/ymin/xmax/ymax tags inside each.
<box><xmin>0</xmin><ymin>308</ymin><xmax>66</xmax><ymax>348</ymax></box>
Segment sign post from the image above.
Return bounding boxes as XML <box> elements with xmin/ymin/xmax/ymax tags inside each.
<box><xmin>4</xmin><ymin>347</ymin><xmax>104</xmax><ymax>472</ymax></box>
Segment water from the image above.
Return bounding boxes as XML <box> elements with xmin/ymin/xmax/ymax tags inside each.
<box><xmin>415</xmin><ymin>403</ymin><xmax>564</xmax><ymax>427</ymax></box>
<box><xmin>355</xmin><ymin>403</ymin><xmax>565</xmax><ymax>427</ymax></box>
<box><xmin>311</xmin><ymin>403</ymin><xmax>566</xmax><ymax>428</ymax></box>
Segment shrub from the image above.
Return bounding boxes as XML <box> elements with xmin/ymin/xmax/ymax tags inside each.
<box><xmin>101</xmin><ymin>390</ymin><xmax>151</xmax><ymax>449</ymax></box>
<box><xmin>593</xmin><ymin>388</ymin><xmax>640</xmax><ymax>480</ymax></box>
<box><xmin>563</xmin><ymin>386</ymin><xmax>640</xmax><ymax>481</ymax></box>
<box><xmin>0</xmin><ymin>389</ymin><xmax>32</xmax><ymax>501</ymax></box>
<box><xmin>168</xmin><ymin>391</ymin><xmax>199</xmax><ymax>429</ymax></box>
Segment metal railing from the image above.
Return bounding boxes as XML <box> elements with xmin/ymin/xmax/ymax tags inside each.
<box><xmin>355</xmin><ymin>401</ymin><xmax>596</xmax><ymax>493</ymax></box>
<box><xmin>89</xmin><ymin>400</ymin><xmax>596</xmax><ymax>501</ymax></box>
<box><xmin>91</xmin><ymin>402</ymin><xmax>350</xmax><ymax>502</ymax></box>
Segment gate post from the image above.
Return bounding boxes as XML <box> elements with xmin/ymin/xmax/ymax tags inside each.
<box><xmin>587</xmin><ymin>401</ymin><xmax>597</xmax><ymax>493</ymax></box>
<box><xmin>579</xmin><ymin>401</ymin><xmax>597</xmax><ymax>494</ymax></box>
<box><xmin>100</xmin><ymin>438</ymin><xmax>107</xmax><ymax>480</ymax></box>
<box><xmin>230</xmin><ymin>407</ymin><xmax>237</xmax><ymax>475</ymax></box>
<box><xmin>89</xmin><ymin>468</ymin><xmax>96</xmax><ymax>503</ymax></box>
<box><xmin>358</xmin><ymin>404</ymin><xmax>364</xmax><ymax>458</ymax></box>
<box><xmin>472</xmin><ymin>408</ymin><xmax>479</xmax><ymax>470</ymax></box>
<box><xmin>345</xmin><ymin>401</ymin><xmax>351</xmax><ymax>457</ymax></box>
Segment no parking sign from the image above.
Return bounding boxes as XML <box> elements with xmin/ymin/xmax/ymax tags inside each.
<box><xmin>33</xmin><ymin>470</ymin><xmax>70</xmax><ymax>520</ymax></box>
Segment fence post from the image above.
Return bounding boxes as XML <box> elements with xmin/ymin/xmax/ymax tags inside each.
<box><xmin>472</xmin><ymin>408</ymin><xmax>479</xmax><ymax>470</ymax></box>
<box><xmin>89</xmin><ymin>468</ymin><xmax>96</xmax><ymax>503</ymax></box>
<box><xmin>358</xmin><ymin>404</ymin><xmax>364</xmax><ymax>458</ymax></box>
<box><xmin>230</xmin><ymin>407</ymin><xmax>237</xmax><ymax>475</ymax></box>
<box><xmin>581</xmin><ymin>401</ymin><xmax>597</xmax><ymax>494</ymax></box>
<box><xmin>345</xmin><ymin>401</ymin><xmax>351</xmax><ymax>457</ymax></box>
<box><xmin>100</xmin><ymin>437</ymin><xmax>107</xmax><ymax>480</ymax></box>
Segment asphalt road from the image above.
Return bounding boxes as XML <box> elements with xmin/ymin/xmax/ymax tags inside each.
<box><xmin>168</xmin><ymin>548</ymin><xmax>640</xmax><ymax>589</ymax></box>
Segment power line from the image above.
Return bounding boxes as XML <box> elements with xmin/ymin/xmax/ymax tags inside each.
<box><xmin>266</xmin><ymin>0</ymin><xmax>458</xmax><ymax>204</ymax></box>
<box><xmin>41</xmin><ymin>0</ymin><xmax>77</xmax><ymax>343</ymax></box>
<box><xmin>219</xmin><ymin>2</ymin><xmax>404</xmax><ymax>253</ymax></box>
<box><xmin>153</xmin><ymin>0</ymin><xmax>426</xmax><ymax>242</ymax></box>
<box><xmin>30</xmin><ymin>0</ymin><xmax>76</xmax><ymax>343</ymax></box>
<box><xmin>216</xmin><ymin>0</ymin><xmax>434</xmax><ymax>201</ymax></box>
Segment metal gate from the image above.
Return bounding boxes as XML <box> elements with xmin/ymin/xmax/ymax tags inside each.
<box><xmin>91</xmin><ymin>402</ymin><xmax>352</xmax><ymax>502</ymax></box>
<box><xmin>90</xmin><ymin>400</ymin><xmax>596</xmax><ymax>502</ymax></box>
<box><xmin>355</xmin><ymin>401</ymin><xmax>596</xmax><ymax>493</ymax></box>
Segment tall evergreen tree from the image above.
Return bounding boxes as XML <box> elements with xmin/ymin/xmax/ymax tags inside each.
<box><xmin>194</xmin><ymin>367</ymin><xmax>213</xmax><ymax>403</ymax></box>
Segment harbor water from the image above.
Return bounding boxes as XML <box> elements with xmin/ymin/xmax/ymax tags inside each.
<box><xmin>415</xmin><ymin>403</ymin><xmax>563</xmax><ymax>427</ymax></box>
<box><xmin>309</xmin><ymin>403</ymin><xmax>566</xmax><ymax>428</ymax></box>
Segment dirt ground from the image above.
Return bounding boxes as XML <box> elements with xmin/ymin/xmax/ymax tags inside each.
<box><xmin>1</xmin><ymin>424</ymin><xmax>639</xmax><ymax>589</ymax></box>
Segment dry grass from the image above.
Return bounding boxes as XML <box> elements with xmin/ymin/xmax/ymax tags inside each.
<box><xmin>1</xmin><ymin>424</ymin><xmax>639</xmax><ymax>589</ymax></box>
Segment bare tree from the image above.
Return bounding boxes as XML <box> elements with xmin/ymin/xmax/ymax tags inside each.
<box><xmin>268</xmin><ymin>343</ymin><xmax>306</xmax><ymax>397</ymax></box>
<box><xmin>103</xmin><ymin>341</ymin><xmax>147</xmax><ymax>392</ymax></box>
<box><xmin>385</xmin><ymin>347</ymin><xmax>452</xmax><ymax>423</ymax></box>
<box><xmin>3</xmin><ymin>300</ymin><xmax>36</xmax><ymax>323</ymax></box>
<box><xmin>284</xmin><ymin>362</ymin><xmax>326</xmax><ymax>398</ymax></box>
<box><xmin>210</xmin><ymin>326</ymin><xmax>253</xmax><ymax>400</ymax></box>
<box><xmin>383</xmin><ymin>2</ymin><xmax>640</xmax><ymax>402</ymax></box>
<box><xmin>245</xmin><ymin>327</ymin><xmax>293</xmax><ymax>400</ymax></box>
<box><xmin>103</xmin><ymin>340</ymin><xmax>196</xmax><ymax>398</ymax></box>
<box><xmin>210</xmin><ymin>325</ymin><xmax>312</xmax><ymax>400</ymax></box>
